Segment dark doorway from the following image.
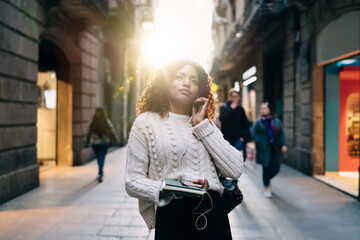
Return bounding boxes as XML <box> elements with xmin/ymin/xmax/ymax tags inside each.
<box><xmin>263</xmin><ymin>47</ymin><xmax>283</xmax><ymax>121</ymax></box>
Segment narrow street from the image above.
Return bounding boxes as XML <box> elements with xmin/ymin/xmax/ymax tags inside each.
<box><xmin>1</xmin><ymin>1</ymin><xmax>359</xmax><ymax>239</ymax></box>
<box><xmin>0</xmin><ymin>146</ymin><xmax>359</xmax><ymax>240</ymax></box>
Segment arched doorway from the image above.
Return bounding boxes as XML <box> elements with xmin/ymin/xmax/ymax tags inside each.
<box><xmin>38</xmin><ymin>39</ymin><xmax>73</xmax><ymax>167</ymax></box>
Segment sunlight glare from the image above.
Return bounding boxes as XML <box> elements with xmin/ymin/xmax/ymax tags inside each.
<box><xmin>142</xmin><ymin>0</ymin><xmax>213</xmax><ymax>71</ymax></box>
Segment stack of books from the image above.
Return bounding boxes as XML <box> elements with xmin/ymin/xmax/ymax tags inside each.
<box><xmin>160</xmin><ymin>179</ymin><xmax>205</xmax><ymax>198</ymax></box>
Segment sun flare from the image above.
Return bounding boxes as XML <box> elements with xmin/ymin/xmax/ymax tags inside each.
<box><xmin>141</xmin><ymin>0</ymin><xmax>213</xmax><ymax>71</ymax></box>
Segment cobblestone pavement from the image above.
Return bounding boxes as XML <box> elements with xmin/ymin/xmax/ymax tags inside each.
<box><xmin>0</xmin><ymin>146</ymin><xmax>359</xmax><ymax>239</ymax></box>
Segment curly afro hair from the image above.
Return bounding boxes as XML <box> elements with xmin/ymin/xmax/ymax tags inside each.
<box><xmin>136</xmin><ymin>59</ymin><xmax>216</xmax><ymax>122</ymax></box>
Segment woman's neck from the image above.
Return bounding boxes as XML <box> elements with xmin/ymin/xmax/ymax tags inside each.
<box><xmin>169</xmin><ymin>100</ymin><xmax>191</xmax><ymax>115</ymax></box>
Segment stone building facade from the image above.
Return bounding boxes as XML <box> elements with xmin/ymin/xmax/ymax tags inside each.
<box><xmin>0</xmin><ymin>0</ymin><xmax>135</xmax><ymax>204</ymax></box>
<box><xmin>211</xmin><ymin>0</ymin><xmax>360</xmax><ymax>185</ymax></box>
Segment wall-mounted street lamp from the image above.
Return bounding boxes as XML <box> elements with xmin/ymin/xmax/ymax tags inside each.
<box><xmin>141</xmin><ymin>8</ymin><xmax>153</xmax><ymax>32</ymax></box>
<box><xmin>234</xmin><ymin>81</ymin><xmax>240</xmax><ymax>92</ymax></box>
<box><xmin>242</xmin><ymin>66</ymin><xmax>257</xmax><ymax>86</ymax></box>
<box><xmin>134</xmin><ymin>0</ymin><xmax>154</xmax><ymax>32</ymax></box>
<box><xmin>142</xmin><ymin>21</ymin><xmax>153</xmax><ymax>32</ymax></box>
<box><xmin>243</xmin><ymin>76</ymin><xmax>257</xmax><ymax>86</ymax></box>
<box><xmin>242</xmin><ymin>66</ymin><xmax>256</xmax><ymax>80</ymax></box>
<box><xmin>43</xmin><ymin>81</ymin><xmax>56</xmax><ymax>109</ymax></box>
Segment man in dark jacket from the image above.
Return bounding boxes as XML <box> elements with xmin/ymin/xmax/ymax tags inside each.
<box><xmin>219</xmin><ymin>88</ymin><xmax>251</xmax><ymax>161</ymax></box>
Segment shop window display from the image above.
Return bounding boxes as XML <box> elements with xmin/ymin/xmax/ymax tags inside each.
<box><xmin>346</xmin><ymin>93</ymin><xmax>360</xmax><ymax>157</ymax></box>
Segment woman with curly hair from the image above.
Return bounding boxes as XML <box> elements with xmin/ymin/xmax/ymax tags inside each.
<box><xmin>125</xmin><ymin>59</ymin><xmax>243</xmax><ymax>240</ymax></box>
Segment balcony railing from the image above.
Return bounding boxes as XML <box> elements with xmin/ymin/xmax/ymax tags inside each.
<box><xmin>91</xmin><ymin>0</ymin><xmax>109</xmax><ymax>15</ymax></box>
<box><xmin>215</xmin><ymin>0</ymin><xmax>229</xmax><ymax>18</ymax></box>
<box><xmin>107</xmin><ymin>0</ymin><xmax>135</xmax><ymax>37</ymax></box>
<box><xmin>61</xmin><ymin>0</ymin><xmax>109</xmax><ymax>24</ymax></box>
<box><xmin>261</xmin><ymin>0</ymin><xmax>287</xmax><ymax>14</ymax></box>
<box><xmin>228</xmin><ymin>0</ymin><xmax>286</xmax><ymax>49</ymax></box>
<box><xmin>211</xmin><ymin>0</ymin><xmax>287</xmax><ymax>74</ymax></box>
<box><xmin>242</xmin><ymin>0</ymin><xmax>286</xmax><ymax>31</ymax></box>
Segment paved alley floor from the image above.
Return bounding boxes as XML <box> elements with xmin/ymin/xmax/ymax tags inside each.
<box><xmin>231</xmin><ymin>160</ymin><xmax>360</xmax><ymax>239</ymax></box>
<box><xmin>0</xmin><ymin>146</ymin><xmax>360</xmax><ymax>240</ymax></box>
<box><xmin>0</xmin><ymin>147</ymin><xmax>148</xmax><ymax>240</ymax></box>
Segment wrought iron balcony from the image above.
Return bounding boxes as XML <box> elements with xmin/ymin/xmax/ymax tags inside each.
<box><xmin>226</xmin><ymin>0</ymin><xmax>286</xmax><ymax>50</ymax></box>
<box><xmin>215</xmin><ymin>0</ymin><xmax>229</xmax><ymax>18</ymax></box>
<box><xmin>105</xmin><ymin>0</ymin><xmax>135</xmax><ymax>37</ymax></box>
<box><xmin>286</xmin><ymin>0</ymin><xmax>312</xmax><ymax>10</ymax></box>
<box><xmin>242</xmin><ymin>0</ymin><xmax>286</xmax><ymax>32</ymax></box>
<box><xmin>261</xmin><ymin>0</ymin><xmax>287</xmax><ymax>14</ymax></box>
<box><xmin>61</xmin><ymin>0</ymin><xmax>109</xmax><ymax>25</ymax></box>
<box><xmin>212</xmin><ymin>0</ymin><xmax>288</xmax><ymax>75</ymax></box>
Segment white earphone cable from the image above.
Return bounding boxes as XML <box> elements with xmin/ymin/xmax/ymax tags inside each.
<box><xmin>191</xmin><ymin>191</ymin><xmax>213</xmax><ymax>231</ymax></box>
<box><xmin>168</xmin><ymin>98</ymin><xmax>213</xmax><ymax>231</ymax></box>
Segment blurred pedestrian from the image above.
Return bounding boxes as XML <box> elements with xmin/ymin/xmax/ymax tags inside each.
<box><xmin>86</xmin><ymin>107</ymin><xmax>117</xmax><ymax>182</ymax></box>
<box><xmin>252</xmin><ymin>102</ymin><xmax>287</xmax><ymax>197</ymax></box>
<box><xmin>219</xmin><ymin>88</ymin><xmax>252</xmax><ymax>161</ymax></box>
<box><xmin>125</xmin><ymin>59</ymin><xmax>243</xmax><ymax>240</ymax></box>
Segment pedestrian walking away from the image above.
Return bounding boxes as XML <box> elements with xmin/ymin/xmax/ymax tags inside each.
<box><xmin>86</xmin><ymin>107</ymin><xmax>118</xmax><ymax>183</ymax></box>
<box><xmin>252</xmin><ymin>102</ymin><xmax>287</xmax><ymax>197</ymax></box>
<box><xmin>219</xmin><ymin>88</ymin><xmax>252</xmax><ymax>161</ymax></box>
<box><xmin>125</xmin><ymin>59</ymin><xmax>243</xmax><ymax>240</ymax></box>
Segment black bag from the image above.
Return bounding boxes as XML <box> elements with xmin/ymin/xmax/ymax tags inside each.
<box><xmin>219</xmin><ymin>175</ymin><xmax>243</xmax><ymax>214</ymax></box>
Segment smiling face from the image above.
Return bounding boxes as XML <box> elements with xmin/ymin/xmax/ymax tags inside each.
<box><xmin>169</xmin><ymin>64</ymin><xmax>199</xmax><ymax>109</ymax></box>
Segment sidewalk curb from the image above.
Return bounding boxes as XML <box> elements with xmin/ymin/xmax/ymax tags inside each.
<box><xmin>313</xmin><ymin>175</ymin><xmax>359</xmax><ymax>200</ymax></box>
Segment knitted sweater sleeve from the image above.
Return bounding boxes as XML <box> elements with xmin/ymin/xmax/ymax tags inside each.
<box><xmin>192</xmin><ymin>119</ymin><xmax>243</xmax><ymax>179</ymax></box>
<box><xmin>125</xmin><ymin>115</ymin><xmax>164</xmax><ymax>206</ymax></box>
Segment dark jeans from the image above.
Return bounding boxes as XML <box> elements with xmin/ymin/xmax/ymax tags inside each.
<box><xmin>155</xmin><ymin>191</ymin><xmax>232</xmax><ymax>240</ymax></box>
<box><xmin>262</xmin><ymin>148</ymin><xmax>280</xmax><ymax>187</ymax></box>
<box><xmin>231</xmin><ymin>139</ymin><xmax>247</xmax><ymax>161</ymax></box>
<box><xmin>92</xmin><ymin>143</ymin><xmax>109</xmax><ymax>176</ymax></box>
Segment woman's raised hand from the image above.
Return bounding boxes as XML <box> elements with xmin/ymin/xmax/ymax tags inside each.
<box><xmin>191</xmin><ymin>97</ymin><xmax>209</xmax><ymax>126</ymax></box>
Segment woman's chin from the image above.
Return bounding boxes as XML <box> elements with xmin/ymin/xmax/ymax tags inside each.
<box><xmin>171</xmin><ymin>95</ymin><xmax>194</xmax><ymax>106</ymax></box>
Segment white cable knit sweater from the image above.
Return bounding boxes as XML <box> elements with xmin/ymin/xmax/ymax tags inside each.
<box><xmin>125</xmin><ymin>112</ymin><xmax>243</xmax><ymax>229</ymax></box>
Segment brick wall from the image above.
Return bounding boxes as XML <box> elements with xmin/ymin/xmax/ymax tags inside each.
<box><xmin>73</xmin><ymin>26</ymin><xmax>105</xmax><ymax>165</ymax></box>
<box><xmin>281</xmin><ymin>5</ymin><xmax>315</xmax><ymax>174</ymax></box>
<box><xmin>0</xmin><ymin>0</ymin><xmax>110</xmax><ymax>203</ymax></box>
<box><xmin>0</xmin><ymin>0</ymin><xmax>44</xmax><ymax>203</ymax></box>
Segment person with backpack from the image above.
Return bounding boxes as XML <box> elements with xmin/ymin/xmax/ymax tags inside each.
<box><xmin>219</xmin><ymin>88</ymin><xmax>252</xmax><ymax>161</ymax></box>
